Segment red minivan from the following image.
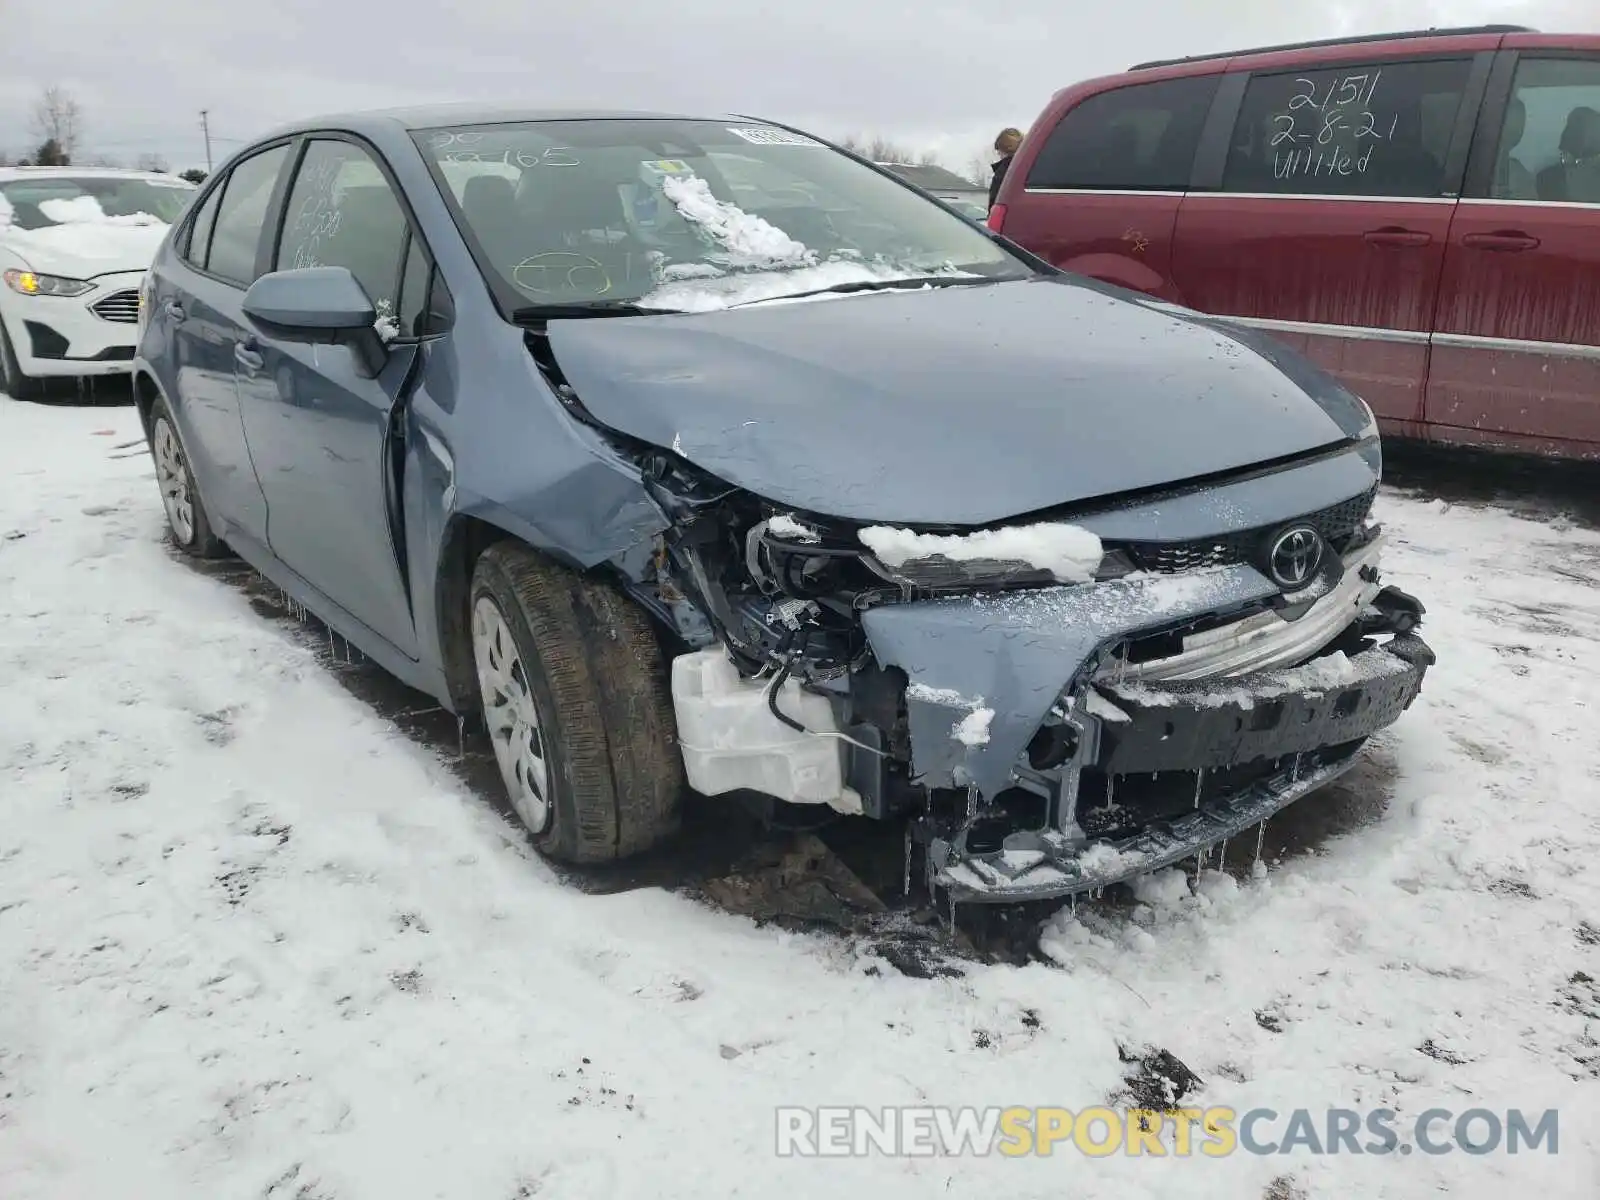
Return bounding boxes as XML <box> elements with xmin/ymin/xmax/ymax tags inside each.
<box><xmin>992</xmin><ymin>25</ymin><xmax>1600</xmax><ymax>461</ymax></box>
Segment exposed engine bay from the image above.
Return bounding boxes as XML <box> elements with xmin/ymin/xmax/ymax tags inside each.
<box><xmin>592</xmin><ymin>435</ymin><xmax>1435</xmax><ymax>904</ymax></box>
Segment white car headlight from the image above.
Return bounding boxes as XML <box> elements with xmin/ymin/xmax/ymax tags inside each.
<box><xmin>3</xmin><ymin>268</ymin><xmax>94</xmax><ymax>298</ymax></box>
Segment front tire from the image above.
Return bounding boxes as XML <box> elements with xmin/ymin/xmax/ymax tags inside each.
<box><xmin>148</xmin><ymin>394</ymin><xmax>227</xmax><ymax>558</ymax></box>
<box><xmin>470</xmin><ymin>542</ymin><xmax>683</xmax><ymax>864</ymax></box>
<box><xmin>0</xmin><ymin>322</ymin><xmax>43</xmax><ymax>400</ymax></box>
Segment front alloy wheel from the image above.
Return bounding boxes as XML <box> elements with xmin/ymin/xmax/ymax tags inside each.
<box><xmin>472</xmin><ymin>594</ymin><xmax>552</xmax><ymax>834</ymax></box>
<box><xmin>466</xmin><ymin>542</ymin><xmax>682</xmax><ymax>864</ymax></box>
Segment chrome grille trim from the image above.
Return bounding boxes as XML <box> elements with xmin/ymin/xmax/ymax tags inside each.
<box><xmin>91</xmin><ymin>289</ymin><xmax>141</xmax><ymax>324</ymax></box>
<box><xmin>1097</xmin><ymin>535</ymin><xmax>1385</xmax><ymax>683</ymax></box>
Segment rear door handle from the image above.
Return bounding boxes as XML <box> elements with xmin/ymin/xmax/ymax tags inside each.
<box><xmin>234</xmin><ymin>342</ymin><xmax>264</xmax><ymax>373</ymax></box>
<box><xmin>163</xmin><ymin>300</ymin><xmax>185</xmax><ymax>321</ymax></box>
<box><xmin>1461</xmin><ymin>231</ymin><xmax>1540</xmax><ymax>252</ymax></box>
<box><xmin>1363</xmin><ymin>227</ymin><xmax>1433</xmax><ymax>248</ymax></box>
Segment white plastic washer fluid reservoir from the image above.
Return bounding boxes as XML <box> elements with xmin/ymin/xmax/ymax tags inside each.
<box><xmin>670</xmin><ymin>649</ymin><xmax>860</xmax><ymax>811</ymax></box>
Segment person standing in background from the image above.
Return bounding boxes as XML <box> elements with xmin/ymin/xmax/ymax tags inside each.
<box><xmin>988</xmin><ymin>127</ymin><xmax>1023</xmax><ymax>209</ymax></box>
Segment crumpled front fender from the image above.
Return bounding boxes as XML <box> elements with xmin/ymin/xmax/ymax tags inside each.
<box><xmin>860</xmin><ymin>566</ymin><xmax>1281</xmax><ymax>799</ymax></box>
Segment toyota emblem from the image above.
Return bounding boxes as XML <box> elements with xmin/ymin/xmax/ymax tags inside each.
<box><xmin>1267</xmin><ymin>525</ymin><xmax>1324</xmax><ymax>590</ymax></box>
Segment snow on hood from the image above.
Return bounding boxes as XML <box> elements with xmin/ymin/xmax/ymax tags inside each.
<box><xmin>3</xmin><ymin>194</ymin><xmax>170</xmax><ymax>279</ymax></box>
<box><xmin>859</xmin><ymin>522</ymin><xmax>1105</xmax><ymax>584</ymax></box>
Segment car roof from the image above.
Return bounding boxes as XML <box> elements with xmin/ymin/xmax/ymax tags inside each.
<box><xmin>257</xmin><ymin>104</ymin><xmax>746</xmax><ymax>141</ymax></box>
<box><xmin>0</xmin><ymin>166</ymin><xmax>193</xmax><ymax>185</ymax></box>
<box><xmin>1127</xmin><ymin>24</ymin><xmax>1535</xmax><ymax>71</ymax></box>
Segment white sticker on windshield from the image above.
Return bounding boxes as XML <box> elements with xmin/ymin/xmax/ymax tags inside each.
<box><xmin>145</xmin><ymin>178</ymin><xmax>196</xmax><ymax>188</ymax></box>
<box><xmin>726</xmin><ymin>126</ymin><xmax>824</xmax><ymax>147</ymax></box>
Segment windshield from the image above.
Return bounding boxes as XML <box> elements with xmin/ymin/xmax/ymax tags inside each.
<box><xmin>413</xmin><ymin>119</ymin><xmax>1032</xmax><ymax>313</ymax></box>
<box><xmin>0</xmin><ymin>176</ymin><xmax>195</xmax><ymax>231</ymax></box>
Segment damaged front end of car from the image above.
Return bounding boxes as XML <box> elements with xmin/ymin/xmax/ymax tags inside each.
<box><xmin>586</xmin><ymin>430</ymin><xmax>1433</xmax><ymax>905</ymax></box>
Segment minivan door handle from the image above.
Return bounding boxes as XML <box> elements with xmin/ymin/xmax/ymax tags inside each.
<box><xmin>1363</xmin><ymin>227</ymin><xmax>1432</xmax><ymax>248</ymax></box>
<box><xmin>1461</xmin><ymin>231</ymin><xmax>1541</xmax><ymax>252</ymax></box>
<box><xmin>234</xmin><ymin>342</ymin><xmax>264</xmax><ymax>374</ymax></box>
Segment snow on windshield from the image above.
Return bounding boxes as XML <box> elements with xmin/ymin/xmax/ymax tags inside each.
<box><xmin>643</xmin><ymin>260</ymin><xmax>964</xmax><ymax>313</ymax></box>
<box><xmin>657</xmin><ymin>175</ymin><xmax>810</xmax><ymax>268</ymax></box>
<box><xmin>38</xmin><ymin>195</ymin><xmax>162</xmax><ymax>227</ymax></box>
<box><xmin>641</xmin><ymin>173</ymin><xmax>975</xmax><ymax>312</ymax></box>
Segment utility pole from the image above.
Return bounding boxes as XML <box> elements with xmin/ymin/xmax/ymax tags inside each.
<box><xmin>199</xmin><ymin>109</ymin><xmax>213</xmax><ymax>171</ymax></box>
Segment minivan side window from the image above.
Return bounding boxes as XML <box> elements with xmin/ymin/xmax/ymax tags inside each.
<box><xmin>1487</xmin><ymin>57</ymin><xmax>1600</xmax><ymax>204</ymax></box>
<box><xmin>206</xmin><ymin>144</ymin><xmax>291</xmax><ymax>285</ymax></box>
<box><xmin>276</xmin><ymin>139</ymin><xmax>411</xmax><ymax>321</ymax></box>
<box><xmin>1222</xmin><ymin>58</ymin><xmax>1472</xmax><ymax>198</ymax></box>
<box><xmin>1025</xmin><ymin>75</ymin><xmax>1221</xmax><ymax>191</ymax></box>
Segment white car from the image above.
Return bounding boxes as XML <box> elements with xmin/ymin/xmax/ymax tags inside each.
<box><xmin>0</xmin><ymin>167</ymin><xmax>196</xmax><ymax>397</ymax></box>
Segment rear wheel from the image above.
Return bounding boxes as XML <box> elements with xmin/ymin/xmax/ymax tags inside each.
<box><xmin>0</xmin><ymin>322</ymin><xmax>43</xmax><ymax>400</ymax></box>
<box><xmin>470</xmin><ymin>542</ymin><xmax>683</xmax><ymax>864</ymax></box>
<box><xmin>149</xmin><ymin>394</ymin><xmax>227</xmax><ymax>558</ymax></box>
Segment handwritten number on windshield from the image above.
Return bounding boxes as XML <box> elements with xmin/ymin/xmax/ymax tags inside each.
<box><xmin>436</xmin><ymin>144</ymin><xmax>582</xmax><ymax>168</ymax></box>
<box><xmin>512</xmin><ymin>253</ymin><xmax>612</xmax><ymax>295</ymax></box>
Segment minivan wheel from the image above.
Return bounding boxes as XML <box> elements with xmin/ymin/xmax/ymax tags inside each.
<box><xmin>148</xmin><ymin>395</ymin><xmax>226</xmax><ymax>558</ymax></box>
<box><xmin>0</xmin><ymin>324</ymin><xmax>43</xmax><ymax>400</ymax></box>
<box><xmin>469</xmin><ymin>542</ymin><xmax>683</xmax><ymax>864</ymax></box>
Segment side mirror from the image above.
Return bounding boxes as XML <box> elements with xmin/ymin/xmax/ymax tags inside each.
<box><xmin>242</xmin><ymin>266</ymin><xmax>388</xmax><ymax>378</ymax></box>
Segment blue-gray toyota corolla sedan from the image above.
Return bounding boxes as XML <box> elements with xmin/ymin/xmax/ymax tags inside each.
<box><xmin>132</xmin><ymin>105</ymin><xmax>1435</xmax><ymax>903</ymax></box>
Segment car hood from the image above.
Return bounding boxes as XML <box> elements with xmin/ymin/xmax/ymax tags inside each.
<box><xmin>546</xmin><ymin>276</ymin><xmax>1361</xmax><ymax>526</ymax></box>
<box><xmin>2</xmin><ymin>219</ymin><xmax>170</xmax><ymax>280</ymax></box>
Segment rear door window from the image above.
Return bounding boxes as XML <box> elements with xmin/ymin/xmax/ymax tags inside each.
<box><xmin>1222</xmin><ymin>58</ymin><xmax>1473</xmax><ymax>197</ymax></box>
<box><xmin>1025</xmin><ymin>75</ymin><xmax>1221</xmax><ymax>191</ymax></box>
<box><xmin>206</xmin><ymin>144</ymin><xmax>291</xmax><ymax>285</ymax></box>
<box><xmin>1485</xmin><ymin>57</ymin><xmax>1600</xmax><ymax>203</ymax></box>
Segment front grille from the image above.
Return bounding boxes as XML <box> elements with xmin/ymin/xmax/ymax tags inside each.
<box><xmin>1116</xmin><ymin>487</ymin><xmax>1376</xmax><ymax>574</ymax></box>
<box><xmin>91</xmin><ymin>289</ymin><xmax>140</xmax><ymax>324</ymax></box>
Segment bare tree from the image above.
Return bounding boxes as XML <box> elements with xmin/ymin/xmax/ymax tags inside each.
<box><xmin>838</xmin><ymin>133</ymin><xmax>927</xmax><ymax>164</ymax></box>
<box><xmin>135</xmin><ymin>152</ymin><xmax>170</xmax><ymax>173</ymax></box>
<box><xmin>31</xmin><ymin>86</ymin><xmax>84</xmax><ymax>163</ymax></box>
<box><xmin>966</xmin><ymin>151</ymin><xmax>994</xmax><ymax>188</ymax></box>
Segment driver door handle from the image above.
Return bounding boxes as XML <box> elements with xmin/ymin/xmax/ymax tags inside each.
<box><xmin>1461</xmin><ymin>231</ymin><xmax>1541</xmax><ymax>252</ymax></box>
<box><xmin>1363</xmin><ymin>227</ymin><xmax>1432</xmax><ymax>248</ymax></box>
<box><xmin>234</xmin><ymin>342</ymin><xmax>264</xmax><ymax>374</ymax></box>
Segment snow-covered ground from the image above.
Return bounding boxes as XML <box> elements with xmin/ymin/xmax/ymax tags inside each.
<box><xmin>2</xmin><ymin>397</ymin><xmax>1598</xmax><ymax>1199</ymax></box>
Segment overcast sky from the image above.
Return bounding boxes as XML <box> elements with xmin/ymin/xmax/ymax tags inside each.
<box><xmin>2</xmin><ymin>0</ymin><xmax>1596</xmax><ymax>174</ymax></box>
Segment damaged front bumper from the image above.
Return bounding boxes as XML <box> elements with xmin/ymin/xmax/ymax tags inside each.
<box><xmin>857</xmin><ymin>532</ymin><xmax>1436</xmax><ymax>903</ymax></box>
<box><xmin>929</xmin><ymin>630</ymin><xmax>1433</xmax><ymax>902</ymax></box>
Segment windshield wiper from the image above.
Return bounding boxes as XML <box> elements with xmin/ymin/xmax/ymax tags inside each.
<box><xmin>726</xmin><ymin>275</ymin><xmax>1004</xmax><ymax>309</ymax></box>
<box><xmin>510</xmin><ymin>300</ymin><xmax>678</xmax><ymax>323</ymax></box>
